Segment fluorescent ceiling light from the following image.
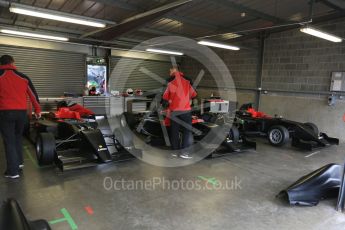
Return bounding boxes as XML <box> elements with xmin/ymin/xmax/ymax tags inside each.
<box><xmin>300</xmin><ymin>27</ymin><xmax>342</xmax><ymax>43</ymax></box>
<box><xmin>9</xmin><ymin>6</ymin><xmax>106</xmax><ymax>28</ymax></box>
<box><xmin>146</xmin><ymin>48</ymin><xmax>183</xmax><ymax>56</ymax></box>
<box><xmin>198</xmin><ymin>40</ymin><xmax>240</xmax><ymax>50</ymax></box>
<box><xmin>221</xmin><ymin>33</ymin><xmax>242</xmax><ymax>40</ymax></box>
<box><xmin>1</xmin><ymin>29</ymin><xmax>69</xmax><ymax>41</ymax></box>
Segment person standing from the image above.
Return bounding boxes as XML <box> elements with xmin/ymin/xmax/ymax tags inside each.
<box><xmin>0</xmin><ymin>55</ymin><xmax>41</xmax><ymax>179</ymax></box>
<box><xmin>163</xmin><ymin>67</ymin><xmax>197</xmax><ymax>159</ymax></box>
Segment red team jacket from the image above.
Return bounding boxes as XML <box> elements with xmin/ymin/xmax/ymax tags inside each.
<box><xmin>163</xmin><ymin>72</ymin><xmax>197</xmax><ymax>112</ymax></box>
<box><xmin>0</xmin><ymin>64</ymin><xmax>41</xmax><ymax>113</ymax></box>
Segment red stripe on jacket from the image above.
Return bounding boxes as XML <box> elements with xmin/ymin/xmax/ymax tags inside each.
<box><xmin>0</xmin><ymin>64</ymin><xmax>41</xmax><ymax>113</ymax></box>
<box><xmin>163</xmin><ymin>72</ymin><xmax>197</xmax><ymax>111</ymax></box>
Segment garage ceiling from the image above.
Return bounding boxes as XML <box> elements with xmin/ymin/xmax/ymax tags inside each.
<box><xmin>0</xmin><ymin>0</ymin><xmax>343</xmax><ymax>48</ymax></box>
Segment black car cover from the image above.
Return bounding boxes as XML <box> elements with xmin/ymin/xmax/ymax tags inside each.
<box><xmin>278</xmin><ymin>164</ymin><xmax>342</xmax><ymax>206</ymax></box>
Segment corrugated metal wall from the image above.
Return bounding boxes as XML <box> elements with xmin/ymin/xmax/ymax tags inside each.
<box><xmin>109</xmin><ymin>56</ymin><xmax>172</xmax><ymax>92</ymax></box>
<box><xmin>0</xmin><ymin>45</ymin><xmax>86</xmax><ymax>97</ymax></box>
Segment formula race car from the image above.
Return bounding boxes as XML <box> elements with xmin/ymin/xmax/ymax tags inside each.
<box><xmin>120</xmin><ymin>110</ymin><xmax>256</xmax><ymax>157</ymax></box>
<box><xmin>28</xmin><ymin>102</ymin><xmax>137</xmax><ymax>171</ymax></box>
<box><xmin>235</xmin><ymin>103</ymin><xmax>339</xmax><ymax>150</ymax></box>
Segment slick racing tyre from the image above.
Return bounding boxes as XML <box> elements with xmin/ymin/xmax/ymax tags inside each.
<box><xmin>268</xmin><ymin>125</ymin><xmax>289</xmax><ymax>146</ymax></box>
<box><xmin>229</xmin><ymin>126</ymin><xmax>240</xmax><ymax>145</ymax></box>
<box><xmin>36</xmin><ymin>133</ymin><xmax>56</xmax><ymax>166</ymax></box>
<box><xmin>123</xmin><ymin>112</ymin><xmax>137</xmax><ymax>130</ymax></box>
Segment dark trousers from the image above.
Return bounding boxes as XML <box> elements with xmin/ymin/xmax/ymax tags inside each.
<box><xmin>0</xmin><ymin>110</ymin><xmax>27</xmax><ymax>175</ymax></box>
<box><xmin>170</xmin><ymin>111</ymin><xmax>193</xmax><ymax>151</ymax></box>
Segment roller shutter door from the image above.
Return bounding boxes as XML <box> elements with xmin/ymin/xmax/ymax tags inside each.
<box><xmin>0</xmin><ymin>45</ymin><xmax>86</xmax><ymax>97</ymax></box>
<box><xmin>109</xmin><ymin>56</ymin><xmax>172</xmax><ymax>92</ymax></box>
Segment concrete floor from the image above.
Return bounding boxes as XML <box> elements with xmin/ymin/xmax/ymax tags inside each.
<box><xmin>1</xmin><ymin>139</ymin><xmax>345</xmax><ymax>230</ymax></box>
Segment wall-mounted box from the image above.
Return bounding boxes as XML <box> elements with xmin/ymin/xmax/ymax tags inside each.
<box><xmin>330</xmin><ymin>72</ymin><xmax>345</xmax><ymax>92</ymax></box>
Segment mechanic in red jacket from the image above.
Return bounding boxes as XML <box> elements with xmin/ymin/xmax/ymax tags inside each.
<box><xmin>163</xmin><ymin>67</ymin><xmax>197</xmax><ymax>159</ymax></box>
<box><xmin>0</xmin><ymin>55</ymin><xmax>41</xmax><ymax>179</ymax></box>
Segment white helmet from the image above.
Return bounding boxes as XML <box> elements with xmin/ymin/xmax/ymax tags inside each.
<box><xmin>126</xmin><ymin>88</ymin><xmax>134</xmax><ymax>96</ymax></box>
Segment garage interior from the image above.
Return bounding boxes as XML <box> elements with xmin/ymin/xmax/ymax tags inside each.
<box><xmin>1</xmin><ymin>0</ymin><xmax>345</xmax><ymax>229</ymax></box>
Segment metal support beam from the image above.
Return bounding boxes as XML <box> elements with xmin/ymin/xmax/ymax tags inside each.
<box><xmin>81</xmin><ymin>0</ymin><xmax>192</xmax><ymax>40</ymax></box>
<box><xmin>86</xmin><ymin>0</ymin><xmax>141</xmax><ymax>11</ymax></box>
<box><xmin>138</xmin><ymin>28</ymin><xmax>180</xmax><ymax>36</ymax></box>
<box><xmin>168</xmin><ymin>14</ymin><xmax>219</xmax><ymax>30</ymax></box>
<box><xmin>95</xmin><ymin>0</ymin><xmax>287</xmax><ymax>28</ymax></box>
<box><xmin>309</xmin><ymin>0</ymin><xmax>315</xmax><ymax>21</ymax></box>
<box><xmin>140</xmin><ymin>16</ymin><xmax>253</xmax><ymax>39</ymax></box>
<box><xmin>212</xmin><ymin>0</ymin><xmax>287</xmax><ymax>23</ymax></box>
<box><xmin>255</xmin><ymin>32</ymin><xmax>265</xmax><ymax>110</ymax></box>
<box><xmin>117</xmin><ymin>37</ymin><xmax>143</xmax><ymax>43</ymax></box>
<box><xmin>92</xmin><ymin>0</ymin><xmax>258</xmax><ymax>37</ymax></box>
<box><xmin>317</xmin><ymin>0</ymin><xmax>345</xmax><ymax>11</ymax></box>
<box><xmin>220</xmin><ymin>10</ymin><xmax>345</xmax><ymax>43</ymax></box>
<box><xmin>119</xmin><ymin>0</ymin><xmax>191</xmax><ymax>25</ymax></box>
<box><xmin>197</xmin><ymin>18</ymin><xmax>258</xmax><ymax>40</ymax></box>
<box><xmin>92</xmin><ymin>0</ymin><xmax>227</xmax><ymax>32</ymax></box>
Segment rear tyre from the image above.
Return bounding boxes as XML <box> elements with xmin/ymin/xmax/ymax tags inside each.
<box><xmin>114</xmin><ymin>128</ymin><xmax>133</xmax><ymax>150</ymax></box>
<box><xmin>114</xmin><ymin>128</ymin><xmax>124</xmax><ymax>151</ymax></box>
<box><xmin>268</xmin><ymin>125</ymin><xmax>289</xmax><ymax>146</ymax></box>
<box><xmin>201</xmin><ymin>113</ymin><xmax>217</xmax><ymax>123</ymax></box>
<box><xmin>36</xmin><ymin>133</ymin><xmax>56</xmax><ymax>166</ymax></box>
<box><xmin>304</xmin><ymin>122</ymin><xmax>319</xmax><ymax>136</ymax></box>
<box><xmin>229</xmin><ymin>126</ymin><xmax>240</xmax><ymax>145</ymax></box>
<box><xmin>123</xmin><ymin>112</ymin><xmax>136</xmax><ymax>129</ymax></box>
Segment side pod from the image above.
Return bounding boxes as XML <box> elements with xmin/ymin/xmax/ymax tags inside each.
<box><xmin>278</xmin><ymin>164</ymin><xmax>342</xmax><ymax>206</ymax></box>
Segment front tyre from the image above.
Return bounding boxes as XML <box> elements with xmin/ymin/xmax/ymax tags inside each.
<box><xmin>229</xmin><ymin>126</ymin><xmax>240</xmax><ymax>145</ymax></box>
<box><xmin>268</xmin><ymin>125</ymin><xmax>289</xmax><ymax>146</ymax></box>
<box><xmin>36</xmin><ymin>133</ymin><xmax>56</xmax><ymax>166</ymax></box>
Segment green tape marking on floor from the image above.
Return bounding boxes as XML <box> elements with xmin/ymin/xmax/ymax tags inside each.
<box><xmin>197</xmin><ymin>176</ymin><xmax>220</xmax><ymax>186</ymax></box>
<box><xmin>61</xmin><ymin>208</ymin><xmax>78</xmax><ymax>230</ymax></box>
<box><xmin>49</xmin><ymin>208</ymin><xmax>78</xmax><ymax>230</ymax></box>
<box><xmin>49</xmin><ymin>218</ymin><xmax>66</xmax><ymax>225</ymax></box>
<box><xmin>23</xmin><ymin>146</ymin><xmax>39</xmax><ymax>169</ymax></box>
